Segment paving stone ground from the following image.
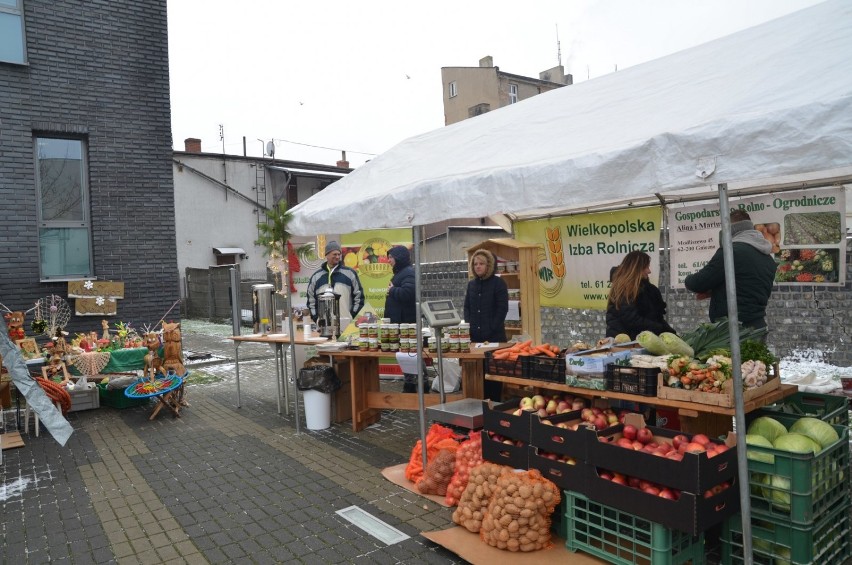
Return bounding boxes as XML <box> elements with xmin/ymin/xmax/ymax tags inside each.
<box><xmin>1</xmin><ymin>321</ymin><xmax>465</xmax><ymax>564</ymax></box>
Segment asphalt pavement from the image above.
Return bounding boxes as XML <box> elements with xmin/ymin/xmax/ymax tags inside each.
<box><xmin>1</xmin><ymin>320</ymin><xmax>463</xmax><ymax>564</ymax></box>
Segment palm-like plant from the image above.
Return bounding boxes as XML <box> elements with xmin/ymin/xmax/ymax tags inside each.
<box><xmin>255</xmin><ymin>200</ymin><xmax>293</xmax><ymax>256</ymax></box>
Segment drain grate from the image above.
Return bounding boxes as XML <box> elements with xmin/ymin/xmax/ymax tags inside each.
<box><xmin>335</xmin><ymin>505</ymin><xmax>409</xmax><ymax>545</ymax></box>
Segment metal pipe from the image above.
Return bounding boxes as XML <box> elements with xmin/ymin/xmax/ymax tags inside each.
<box><xmin>229</xmin><ymin>267</ymin><xmax>242</xmax><ymax>407</ymax></box>
<box><xmin>718</xmin><ymin>183</ymin><xmax>753</xmax><ymax>564</ymax></box>
<box><xmin>415</xmin><ymin>225</ymin><xmax>428</xmax><ymax>470</ymax></box>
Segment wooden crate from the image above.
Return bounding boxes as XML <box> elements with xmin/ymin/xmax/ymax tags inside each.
<box><xmin>657</xmin><ymin>366</ymin><xmax>780</xmax><ymax>408</ymax></box>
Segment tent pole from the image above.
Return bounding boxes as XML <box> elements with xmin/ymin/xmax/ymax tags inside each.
<box><xmin>414</xmin><ymin>225</ymin><xmax>428</xmax><ymax>470</ymax></box>
<box><xmin>717</xmin><ymin>183</ymin><xmax>753</xmax><ymax>564</ymax></box>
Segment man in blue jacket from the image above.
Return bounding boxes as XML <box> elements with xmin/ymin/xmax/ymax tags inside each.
<box><xmin>306</xmin><ymin>241</ymin><xmax>364</xmax><ymax>331</ymax></box>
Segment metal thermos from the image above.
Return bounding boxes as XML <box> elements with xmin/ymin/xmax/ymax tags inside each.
<box><xmin>252</xmin><ymin>283</ymin><xmax>277</xmax><ymax>335</ymax></box>
<box><xmin>316</xmin><ymin>288</ymin><xmax>341</xmax><ymax>338</ymax></box>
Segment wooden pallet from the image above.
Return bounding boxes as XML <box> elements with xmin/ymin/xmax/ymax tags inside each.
<box><xmin>1</xmin><ymin>431</ymin><xmax>25</xmax><ymax>450</ymax></box>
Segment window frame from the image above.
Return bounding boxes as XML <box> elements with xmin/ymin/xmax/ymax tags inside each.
<box><xmin>509</xmin><ymin>83</ymin><xmax>518</xmax><ymax>104</ymax></box>
<box><xmin>34</xmin><ymin>135</ymin><xmax>94</xmax><ymax>281</ymax></box>
<box><xmin>448</xmin><ymin>81</ymin><xmax>457</xmax><ymax>98</ymax></box>
<box><xmin>0</xmin><ymin>0</ymin><xmax>27</xmax><ymax>65</ymax></box>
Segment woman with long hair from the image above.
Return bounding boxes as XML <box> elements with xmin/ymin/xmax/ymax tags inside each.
<box><xmin>605</xmin><ymin>251</ymin><xmax>675</xmax><ymax>339</ymax></box>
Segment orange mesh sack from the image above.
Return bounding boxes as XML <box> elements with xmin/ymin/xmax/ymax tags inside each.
<box><xmin>416</xmin><ymin>447</ymin><xmax>457</xmax><ymax>495</ymax></box>
<box><xmin>445</xmin><ymin>430</ymin><xmax>484</xmax><ymax>506</ymax></box>
<box><xmin>451</xmin><ymin>462</ymin><xmax>513</xmax><ymax>533</ymax></box>
<box><xmin>405</xmin><ymin>423</ymin><xmax>457</xmax><ymax>483</ymax></box>
<box><xmin>479</xmin><ymin>468</ymin><xmax>562</xmax><ymax>552</ymax></box>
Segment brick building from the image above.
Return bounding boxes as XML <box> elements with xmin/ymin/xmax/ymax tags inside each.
<box><xmin>0</xmin><ymin>0</ymin><xmax>179</xmax><ymax>333</ymax></box>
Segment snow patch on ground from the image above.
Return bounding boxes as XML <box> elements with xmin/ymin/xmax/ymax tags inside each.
<box><xmin>780</xmin><ymin>348</ymin><xmax>852</xmax><ymax>381</ymax></box>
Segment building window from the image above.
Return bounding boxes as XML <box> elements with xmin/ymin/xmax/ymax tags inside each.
<box><xmin>509</xmin><ymin>83</ymin><xmax>518</xmax><ymax>104</ymax></box>
<box><xmin>0</xmin><ymin>0</ymin><xmax>27</xmax><ymax>65</ymax></box>
<box><xmin>448</xmin><ymin>81</ymin><xmax>457</xmax><ymax>98</ymax></box>
<box><xmin>35</xmin><ymin>137</ymin><xmax>93</xmax><ymax>280</ymax></box>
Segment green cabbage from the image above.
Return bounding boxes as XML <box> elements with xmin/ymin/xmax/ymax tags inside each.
<box><xmin>660</xmin><ymin>332</ymin><xmax>695</xmax><ymax>358</ymax></box>
<box><xmin>747</xmin><ymin>416</ymin><xmax>787</xmax><ymax>443</ymax></box>
<box><xmin>770</xmin><ymin>475</ymin><xmax>791</xmax><ymax>512</ymax></box>
<box><xmin>788</xmin><ymin>417</ymin><xmax>839</xmax><ymax>450</ymax></box>
<box><xmin>773</xmin><ymin>433</ymin><xmax>821</xmax><ymax>455</ymax></box>
<box><xmin>745</xmin><ymin>434</ymin><xmax>775</xmax><ymax>464</ymax></box>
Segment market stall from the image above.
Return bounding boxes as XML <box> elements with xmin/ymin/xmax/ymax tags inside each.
<box><xmin>288</xmin><ymin>1</ymin><xmax>852</xmax><ymax>561</ymax></box>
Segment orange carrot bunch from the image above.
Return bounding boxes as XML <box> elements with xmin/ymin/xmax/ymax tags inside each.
<box><xmin>491</xmin><ymin>341</ymin><xmax>561</xmax><ymax>361</ymax></box>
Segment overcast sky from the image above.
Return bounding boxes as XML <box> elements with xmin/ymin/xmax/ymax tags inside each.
<box><xmin>167</xmin><ymin>0</ymin><xmax>823</xmax><ymax>168</ymax></box>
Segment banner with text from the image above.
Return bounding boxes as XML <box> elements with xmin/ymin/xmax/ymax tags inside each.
<box><xmin>515</xmin><ymin>207</ymin><xmax>663</xmax><ymax>310</ymax></box>
<box><xmin>668</xmin><ymin>186</ymin><xmax>846</xmax><ymax>288</ymax></box>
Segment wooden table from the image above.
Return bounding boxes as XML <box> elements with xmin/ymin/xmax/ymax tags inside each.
<box><xmin>485</xmin><ymin>374</ymin><xmax>798</xmax><ymax>436</ymax></box>
<box><xmin>326</xmin><ymin>349</ymin><xmax>489</xmax><ymax>432</ymax></box>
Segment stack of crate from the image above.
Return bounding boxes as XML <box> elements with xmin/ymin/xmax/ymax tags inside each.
<box><xmin>722</xmin><ymin>393</ymin><xmax>851</xmax><ymax>564</ymax></box>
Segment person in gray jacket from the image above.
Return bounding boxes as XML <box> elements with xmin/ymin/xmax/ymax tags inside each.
<box><xmin>684</xmin><ymin>210</ymin><xmax>778</xmax><ymax>332</ymax></box>
<box><xmin>306</xmin><ymin>241</ymin><xmax>364</xmax><ymax>327</ymax></box>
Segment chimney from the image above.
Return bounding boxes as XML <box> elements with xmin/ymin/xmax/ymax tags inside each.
<box><xmin>184</xmin><ymin>138</ymin><xmax>202</xmax><ymax>153</ymax></box>
<box><xmin>336</xmin><ymin>150</ymin><xmax>349</xmax><ymax>169</ymax></box>
<box><xmin>479</xmin><ymin>56</ymin><xmax>493</xmax><ymax>68</ymax></box>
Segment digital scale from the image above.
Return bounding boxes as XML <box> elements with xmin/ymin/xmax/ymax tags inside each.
<box><xmin>421</xmin><ymin>299</ymin><xmax>461</xmax><ymax>328</ymax></box>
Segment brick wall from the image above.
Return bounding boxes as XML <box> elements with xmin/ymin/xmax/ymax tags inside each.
<box><xmin>0</xmin><ymin>1</ymin><xmax>178</xmax><ymax>334</ymax></box>
<box><xmin>422</xmin><ymin>240</ymin><xmax>852</xmax><ymax>367</ymax></box>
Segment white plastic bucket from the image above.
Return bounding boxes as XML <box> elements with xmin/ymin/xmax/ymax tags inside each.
<box><xmin>302</xmin><ymin>390</ymin><xmax>331</xmax><ymax>430</ymax></box>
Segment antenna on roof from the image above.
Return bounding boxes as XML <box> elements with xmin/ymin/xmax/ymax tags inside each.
<box><xmin>556</xmin><ymin>24</ymin><xmax>562</xmax><ymax>67</ymax></box>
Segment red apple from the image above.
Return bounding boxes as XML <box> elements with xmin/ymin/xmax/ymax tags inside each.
<box><xmin>714</xmin><ymin>444</ymin><xmax>730</xmax><ymax>455</ymax></box>
<box><xmin>636</xmin><ymin>428</ymin><xmax>654</xmax><ymax>445</ymax></box>
<box><xmin>581</xmin><ymin>408</ymin><xmax>594</xmax><ymax>422</ymax></box>
<box><xmin>572</xmin><ymin>399</ymin><xmax>585</xmax><ymax>411</ymax></box>
<box><xmin>632</xmin><ymin>440</ymin><xmax>644</xmax><ymax>450</ymax></box>
<box><xmin>611</xmin><ymin>475</ymin><xmax>627</xmax><ymax>485</ymax></box>
<box><xmin>599</xmin><ymin>471</ymin><xmax>613</xmax><ymax>481</ymax></box>
<box><xmin>665</xmin><ymin>451</ymin><xmax>684</xmax><ymax>461</ymax></box>
<box><xmin>591</xmin><ymin>407</ymin><xmax>603</xmax><ymax>416</ymax></box>
<box><xmin>540</xmin><ymin>419</ymin><xmax>554</xmax><ymax>426</ymax></box>
<box><xmin>537</xmin><ymin>408</ymin><xmax>548</xmax><ymax>418</ymax></box>
<box><xmin>642</xmin><ymin>485</ymin><xmax>661</xmax><ymax>496</ymax></box>
<box><xmin>658</xmin><ymin>488</ymin><xmax>677</xmax><ymax>500</ymax></box>
<box><xmin>628</xmin><ymin>477</ymin><xmax>641</xmax><ymax>488</ymax></box>
<box><xmin>622</xmin><ymin>424</ymin><xmax>638</xmax><ymax>441</ymax></box>
<box><xmin>593</xmin><ymin>415</ymin><xmax>609</xmax><ymax>430</ymax></box>
<box><xmin>657</xmin><ymin>442</ymin><xmax>674</xmax><ymax>454</ymax></box>
<box><xmin>684</xmin><ymin>442</ymin><xmax>706</xmax><ymax>453</ymax></box>
<box><xmin>616</xmin><ymin>438</ymin><xmax>634</xmax><ymax>449</ymax></box>
<box><xmin>672</xmin><ymin>434</ymin><xmax>688</xmax><ymax>450</ymax></box>
<box><xmin>691</xmin><ymin>433</ymin><xmax>711</xmax><ymax>446</ymax></box>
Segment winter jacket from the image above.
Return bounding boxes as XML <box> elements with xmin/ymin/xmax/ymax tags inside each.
<box><xmin>384</xmin><ymin>246</ymin><xmax>417</xmax><ymax>323</ymax></box>
<box><xmin>605</xmin><ymin>279</ymin><xmax>675</xmax><ymax>339</ymax></box>
<box><xmin>306</xmin><ymin>262</ymin><xmax>364</xmax><ymax>320</ymax></box>
<box><xmin>464</xmin><ymin>250</ymin><xmax>509</xmax><ymax>343</ymax></box>
<box><xmin>684</xmin><ymin>221</ymin><xmax>778</xmax><ymax>328</ymax></box>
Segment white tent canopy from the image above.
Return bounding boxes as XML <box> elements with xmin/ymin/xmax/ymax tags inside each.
<box><xmin>290</xmin><ymin>0</ymin><xmax>852</xmax><ymax>236</ymax></box>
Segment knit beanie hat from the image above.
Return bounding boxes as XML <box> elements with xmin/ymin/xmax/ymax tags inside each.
<box><xmin>324</xmin><ymin>240</ymin><xmax>341</xmax><ymax>255</ymax></box>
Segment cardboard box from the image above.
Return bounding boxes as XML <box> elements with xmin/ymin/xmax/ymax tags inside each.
<box><xmin>528</xmin><ymin>446</ymin><xmax>587</xmax><ymax>493</ymax></box>
<box><xmin>482</xmin><ymin>399</ymin><xmax>532</xmax><ymax>443</ymax></box>
<box><xmin>565</xmin><ymin>348</ymin><xmax>632</xmax><ymax>377</ymax></box>
<box><xmin>588</xmin><ymin>414</ymin><xmax>738</xmax><ymax>493</ymax></box>
<box><xmin>529</xmin><ymin>410</ymin><xmax>588</xmax><ymax>459</ymax></box>
<box><xmin>585</xmin><ymin>465</ymin><xmax>740</xmax><ymax>535</ymax></box>
<box><xmin>481</xmin><ymin>430</ymin><xmax>528</xmax><ymax>469</ymax></box>
<box><xmin>657</xmin><ymin>371</ymin><xmax>780</xmax><ymax>407</ymax></box>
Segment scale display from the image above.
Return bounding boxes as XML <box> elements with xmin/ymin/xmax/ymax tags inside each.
<box><xmin>421</xmin><ymin>300</ymin><xmax>461</xmax><ymax>328</ymax></box>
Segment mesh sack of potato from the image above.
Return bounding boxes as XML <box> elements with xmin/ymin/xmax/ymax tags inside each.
<box><xmin>479</xmin><ymin>468</ymin><xmax>562</xmax><ymax>552</ymax></box>
<box><xmin>416</xmin><ymin>447</ymin><xmax>458</xmax><ymax>495</ymax></box>
<box><xmin>405</xmin><ymin>423</ymin><xmax>458</xmax><ymax>483</ymax></box>
<box><xmin>445</xmin><ymin>430</ymin><xmax>484</xmax><ymax>506</ymax></box>
<box><xmin>451</xmin><ymin>462</ymin><xmax>513</xmax><ymax>533</ymax></box>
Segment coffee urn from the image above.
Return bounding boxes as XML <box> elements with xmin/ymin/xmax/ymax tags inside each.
<box><xmin>252</xmin><ymin>283</ymin><xmax>277</xmax><ymax>335</ymax></box>
<box><xmin>316</xmin><ymin>288</ymin><xmax>341</xmax><ymax>338</ymax></box>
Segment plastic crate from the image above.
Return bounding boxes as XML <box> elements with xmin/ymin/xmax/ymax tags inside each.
<box><xmin>522</xmin><ymin>353</ymin><xmax>565</xmax><ymax>383</ymax></box>
<box><xmin>605</xmin><ymin>365</ymin><xmax>659</xmax><ymax>397</ymax></box>
<box><xmin>721</xmin><ymin>495</ymin><xmax>851</xmax><ymax>565</ymax></box>
<box><xmin>97</xmin><ymin>383</ymin><xmax>150</xmax><ymax>409</ymax></box>
<box><xmin>484</xmin><ymin>349</ymin><xmax>523</xmax><ymax>377</ymax></box>
<box><xmin>755</xmin><ymin>392</ymin><xmax>849</xmax><ymax>427</ymax></box>
<box><xmin>744</xmin><ymin>414</ymin><xmax>849</xmax><ymax>524</ymax></box>
<box><xmin>564</xmin><ymin>491</ymin><xmax>706</xmax><ymax>565</ymax></box>
<box><xmin>68</xmin><ymin>385</ymin><xmax>100</xmax><ymax>412</ymax></box>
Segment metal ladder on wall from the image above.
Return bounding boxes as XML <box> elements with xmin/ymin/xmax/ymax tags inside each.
<box><xmin>253</xmin><ymin>161</ymin><xmax>268</xmax><ymax>240</ymax></box>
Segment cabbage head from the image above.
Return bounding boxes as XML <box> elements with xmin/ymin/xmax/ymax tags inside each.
<box><xmin>745</xmin><ymin>434</ymin><xmax>775</xmax><ymax>464</ymax></box>
<box><xmin>747</xmin><ymin>416</ymin><xmax>787</xmax><ymax>443</ymax></box>
<box><xmin>773</xmin><ymin>433</ymin><xmax>821</xmax><ymax>455</ymax></box>
<box><xmin>788</xmin><ymin>417</ymin><xmax>839</xmax><ymax>450</ymax></box>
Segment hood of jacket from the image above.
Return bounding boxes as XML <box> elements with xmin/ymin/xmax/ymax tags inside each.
<box><xmin>388</xmin><ymin>245</ymin><xmax>411</xmax><ymax>274</ymax></box>
<box><xmin>469</xmin><ymin>249</ymin><xmax>496</xmax><ymax>279</ymax></box>
<box><xmin>731</xmin><ymin>220</ymin><xmax>773</xmax><ymax>255</ymax></box>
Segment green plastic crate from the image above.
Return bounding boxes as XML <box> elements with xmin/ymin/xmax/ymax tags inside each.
<box><xmin>564</xmin><ymin>490</ymin><xmax>705</xmax><ymax>565</ymax></box>
<box><xmin>755</xmin><ymin>392</ymin><xmax>849</xmax><ymax>427</ymax></box>
<box><xmin>97</xmin><ymin>383</ymin><xmax>150</xmax><ymax>409</ymax></box>
<box><xmin>745</xmin><ymin>414</ymin><xmax>849</xmax><ymax>525</ymax></box>
<box><xmin>721</xmin><ymin>495</ymin><xmax>851</xmax><ymax>565</ymax></box>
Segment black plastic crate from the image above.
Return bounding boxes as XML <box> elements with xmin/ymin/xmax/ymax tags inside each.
<box><xmin>484</xmin><ymin>349</ymin><xmax>523</xmax><ymax>377</ymax></box>
<box><xmin>605</xmin><ymin>365</ymin><xmax>658</xmax><ymax>397</ymax></box>
<box><xmin>522</xmin><ymin>353</ymin><xmax>566</xmax><ymax>383</ymax></box>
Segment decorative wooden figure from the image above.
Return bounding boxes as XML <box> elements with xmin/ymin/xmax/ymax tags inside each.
<box><xmin>143</xmin><ymin>332</ymin><xmax>162</xmax><ymax>380</ymax></box>
<box><xmin>159</xmin><ymin>322</ymin><xmax>186</xmax><ymax>376</ymax></box>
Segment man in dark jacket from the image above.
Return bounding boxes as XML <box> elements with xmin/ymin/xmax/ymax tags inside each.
<box><xmin>306</xmin><ymin>240</ymin><xmax>364</xmax><ymax>327</ymax></box>
<box><xmin>385</xmin><ymin>245</ymin><xmax>418</xmax><ymax>392</ymax></box>
<box><xmin>385</xmin><ymin>245</ymin><xmax>416</xmax><ymax>323</ymax></box>
<box><xmin>684</xmin><ymin>210</ymin><xmax>778</xmax><ymax>331</ymax></box>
